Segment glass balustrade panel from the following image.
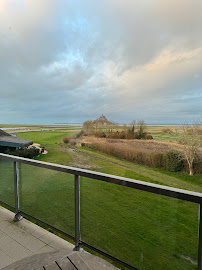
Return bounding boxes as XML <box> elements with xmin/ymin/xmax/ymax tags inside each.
<box><xmin>80</xmin><ymin>176</ymin><xmax>198</xmax><ymax>270</ymax></box>
<box><xmin>0</xmin><ymin>157</ymin><xmax>15</xmax><ymax>207</ymax></box>
<box><xmin>19</xmin><ymin>163</ymin><xmax>75</xmax><ymax>237</ymax></box>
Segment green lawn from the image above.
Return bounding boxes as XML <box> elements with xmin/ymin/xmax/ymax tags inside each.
<box><xmin>17</xmin><ymin>130</ymin><xmax>79</xmax><ymax>146</ymax></box>
<box><xmin>0</xmin><ymin>130</ymin><xmax>201</xmax><ymax>270</ymax></box>
<box><xmin>152</xmin><ymin>132</ymin><xmax>180</xmax><ymax>141</ymax></box>
<box><xmin>78</xmin><ymin>147</ymin><xmax>202</xmax><ymax>193</ymax></box>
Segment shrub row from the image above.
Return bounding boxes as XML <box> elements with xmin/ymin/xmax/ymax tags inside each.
<box><xmin>93</xmin><ymin>131</ymin><xmax>153</xmax><ymax>140</ymax></box>
<box><xmin>84</xmin><ymin>142</ymin><xmax>185</xmax><ymax>172</ymax></box>
<box><xmin>162</xmin><ymin>128</ymin><xmax>173</xmax><ymax>134</ymax></box>
<box><xmin>63</xmin><ymin>131</ymin><xmax>83</xmax><ymax>144</ymax></box>
<box><xmin>5</xmin><ymin>148</ymin><xmax>40</xmax><ymax>159</ymax></box>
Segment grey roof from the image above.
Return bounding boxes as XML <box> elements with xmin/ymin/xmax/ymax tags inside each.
<box><xmin>0</xmin><ymin>129</ymin><xmax>33</xmax><ymax>148</ymax></box>
<box><xmin>0</xmin><ymin>129</ymin><xmax>11</xmax><ymax>137</ymax></box>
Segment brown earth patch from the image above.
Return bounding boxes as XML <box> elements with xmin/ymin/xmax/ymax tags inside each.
<box><xmin>59</xmin><ymin>146</ymin><xmax>101</xmax><ymax>169</ymax></box>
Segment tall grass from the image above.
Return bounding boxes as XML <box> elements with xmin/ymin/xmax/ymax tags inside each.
<box><xmin>84</xmin><ymin>141</ymin><xmax>202</xmax><ymax>173</ymax></box>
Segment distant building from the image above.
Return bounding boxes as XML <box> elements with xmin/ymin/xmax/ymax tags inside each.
<box><xmin>93</xmin><ymin>114</ymin><xmax>115</xmax><ymax>126</ymax></box>
<box><xmin>0</xmin><ymin>129</ymin><xmax>33</xmax><ymax>152</ymax></box>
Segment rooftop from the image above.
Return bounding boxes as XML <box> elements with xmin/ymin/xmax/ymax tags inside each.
<box><xmin>0</xmin><ymin>129</ymin><xmax>33</xmax><ymax>148</ymax></box>
<box><xmin>0</xmin><ymin>130</ymin><xmax>12</xmax><ymax>137</ymax></box>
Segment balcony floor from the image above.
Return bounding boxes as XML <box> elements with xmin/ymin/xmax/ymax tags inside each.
<box><xmin>0</xmin><ymin>206</ymin><xmax>117</xmax><ymax>270</ymax></box>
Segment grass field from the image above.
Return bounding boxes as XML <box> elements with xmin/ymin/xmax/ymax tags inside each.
<box><xmin>16</xmin><ymin>130</ymin><xmax>79</xmax><ymax>145</ymax></box>
<box><xmin>152</xmin><ymin>133</ymin><xmax>180</xmax><ymax>141</ymax></box>
<box><xmin>0</xmin><ymin>124</ymin><xmax>81</xmax><ymax>128</ymax></box>
<box><xmin>0</xmin><ymin>129</ymin><xmax>201</xmax><ymax>269</ymax></box>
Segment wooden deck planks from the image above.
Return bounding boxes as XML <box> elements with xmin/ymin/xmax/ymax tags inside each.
<box><xmin>43</xmin><ymin>253</ymin><xmax>93</xmax><ymax>270</ymax></box>
<box><xmin>43</xmin><ymin>262</ymin><xmax>61</xmax><ymax>270</ymax></box>
<box><xmin>68</xmin><ymin>253</ymin><xmax>91</xmax><ymax>270</ymax></box>
<box><xmin>56</xmin><ymin>257</ymin><xmax>77</xmax><ymax>270</ymax></box>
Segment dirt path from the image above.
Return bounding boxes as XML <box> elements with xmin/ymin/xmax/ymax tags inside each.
<box><xmin>59</xmin><ymin>146</ymin><xmax>101</xmax><ymax>169</ymax></box>
<box><xmin>61</xmin><ymin>146</ymin><xmax>133</xmax><ymax>170</ymax></box>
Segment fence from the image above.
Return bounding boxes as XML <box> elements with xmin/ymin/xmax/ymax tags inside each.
<box><xmin>0</xmin><ymin>153</ymin><xmax>201</xmax><ymax>270</ymax></box>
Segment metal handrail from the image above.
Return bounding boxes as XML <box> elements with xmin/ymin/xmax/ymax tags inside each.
<box><xmin>1</xmin><ymin>153</ymin><xmax>202</xmax><ymax>203</ymax></box>
<box><xmin>0</xmin><ymin>153</ymin><xmax>201</xmax><ymax>270</ymax></box>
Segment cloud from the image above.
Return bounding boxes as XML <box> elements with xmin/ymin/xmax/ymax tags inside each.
<box><xmin>0</xmin><ymin>0</ymin><xmax>201</xmax><ymax>124</ymax></box>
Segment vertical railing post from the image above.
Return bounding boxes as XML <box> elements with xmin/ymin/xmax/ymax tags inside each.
<box><xmin>198</xmin><ymin>203</ymin><xmax>202</xmax><ymax>270</ymax></box>
<box><xmin>74</xmin><ymin>174</ymin><xmax>81</xmax><ymax>251</ymax></box>
<box><xmin>13</xmin><ymin>161</ymin><xmax>23</xmax><ymax>222</ymax></box>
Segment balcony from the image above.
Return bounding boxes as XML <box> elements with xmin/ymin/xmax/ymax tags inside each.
<box><xmin>0</xmin><ymin>153</ymin><xmax>201</xmax><ymax>270</ymax></box>
<box><xmin>0</xmin><ymin>206</ymin><xmax>117</xmax><ymax>270</ymax></box>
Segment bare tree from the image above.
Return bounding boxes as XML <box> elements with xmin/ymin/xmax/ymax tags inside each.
<box><xmin>130</xmin><ymin>120</ymin><xmax>136</xmax><ymax>126</ymax></box>
<box><xmin>180</xmin><ymin>123</ymin><xmax>202</xmax><ymax>175</ymax></box>
<box><xmin>137</xmin><ymin>120</ymin><xmax>146</xmax><ymax>138</ymax></box>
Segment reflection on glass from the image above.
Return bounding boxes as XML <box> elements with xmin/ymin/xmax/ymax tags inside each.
<box><xmin>0</xmin><ymin>158</ymin><xmax>15</xmax><ymax>207</ymax></box>
<box><xmin>80</xmin><ymin>176</ymin><xmax>198</xmax><ymax>270</ymax></box>
<box><xmin>19</xmin><ymin>163</ymin><xmax>75</xmax><ymax>237</ymax></box>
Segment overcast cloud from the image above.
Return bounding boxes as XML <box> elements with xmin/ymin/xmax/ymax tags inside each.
<box><xmin>0</xmin><ymin>0</ymin><xmax>202</xmax><ymax>124</ymax></box>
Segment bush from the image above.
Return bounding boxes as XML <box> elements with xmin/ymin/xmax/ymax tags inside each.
<box><xmin>106</xmin><ymin>130</ymin><xmax>149</xmax><ymax>140</ymax></box>
<box><xmin>5</xmin><ymin>148</ymin><xmax>40</xmax><ymax>159</ymax></box>
<box><xmin>133</xmin><ymin>132</ymin><xmax>147</xmax><ymax>139</ymax></box>
<box><xmin>125</xmin><ymin>133</ymin><xmax>135</xmax><ymax>139</ymax></box>
<box><xmin>63</xmin><ymin>130</ymin><xmax>83</xmax><ymax>144</ymax></box>
<box><xmin>193</xmin><ymin>161</ymin><xmax>202</xmax><ymax>174</ymax></box>
<box><xmin>163</xmin><ymin>151</ymin><xmax>184</xmax><ymax>172</ymax></box>
<box><xmin>77</xmin><ymin>130</ymin><xmax>84</xmax><ymax>137</ymax></box>
<box><xmin>84</xmin><ymin>126</ymin><xmax>153</xmax><ymax>140</ymax></box>
<box><xmin>70</xmin><ymin>139</ymin><xmax>77</xmax><ymax>146</ymax></box>
<box><xmin>162</xmin><ymin>128</ymin><xmax>173</xmax><ymax>134</ymax></box>
<box><xmin>85</xmin><ymin>142</ymin><xmax>187</xmax><ymax>173</ymax></box>
<box><xmin>133</xmin><ymin>132</ymin><xmax>139</xmax><ymax>139</ymax></box>
<box><xmin>94</xmin><ymin>131</ymin><xmax>106</xmax><ymax>138</ymax></box>
<box><xmin>81</xmin><ymin>143</ymin><xmax>86</xmax><ymax>147</ymax></box>
<box><xmin>82</xmin><ymin>120</ymin><xmax>95</xmax><ymax>135</ymax></box>
<box><xmin>151</xmin><ymin>153</ymin><xmax>164</xmax><ymax>168</ymax></box>
<box><xmin>145</xmin><ymin>134</ymin><xmax>153</xmax><ymax>140</ymax></box>
<box><xmin>106</xmin><ymin>131</ymin><xmax>126</xmax><ymax>139</ymax></box>
<box><xmin>63</xmin><ymin>136</ymin><xmax>72</xmax><ymax>143</ymax></box>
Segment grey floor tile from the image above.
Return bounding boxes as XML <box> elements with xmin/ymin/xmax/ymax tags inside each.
<box><xmin>0</xmin><ymin>249</ymin><xmax>14</xmax><ymax>269</ymax></box>
<box><xmin>21</xmin><ymin>237</ymin><xmax>47</xmax><ymax>252</ymax></box>
<box><xmin>0</xmin><ymin>206</ymin><xmax>118</xmax><ymax>270</ymax></box>
<box><xmin>14</xmin><ymin>220</ymin><xmax>49</xmax><ymax>239</ymax></box>
<box><xmin>5</xmin><ymin>228</ymin><xmax>32</xmax><ymax>243</ymax></box>
<box><xmin>0</xmin><ymin>222</ymin><xmax>24</xmax><ymax>236</ymax></box>
<box><xmin>1</xmin><ymin>240</ymin><xmax>34</xmax><ymax>261</ymax></box>
<box><xmin>0</xmin><ymin>233</ymin><xmax>13</xmax><ymax>247</ymax></box>
<box><xmin>34</xmin><ymin>245</ymin><xmax>56</xmax><ymax>255</ymax></box>
<box><xmin>39</xmin><ymin>232</ymin><xmax>61</xmax><ymax>245</ymax></box>
<box><xmin>48</xmin><ymin>238</ymin><xmax>74</xmax><ymax>251</ymax></box>
<box><xmin>0</xmin><ymin>221</ymin><xmax>13</xmax><ymax>231</ymax></box>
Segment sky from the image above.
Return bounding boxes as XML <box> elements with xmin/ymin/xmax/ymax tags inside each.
<box><xmin>0</xmin><ymin>0</ymin><xmax>202</xmax><ymax>124</ymax></box>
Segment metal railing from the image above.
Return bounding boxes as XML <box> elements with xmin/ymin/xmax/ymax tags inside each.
<box><xmin>0</xmin><ymin>152</ymin><xmax>202</xmax><ymax>270</ymax></box>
